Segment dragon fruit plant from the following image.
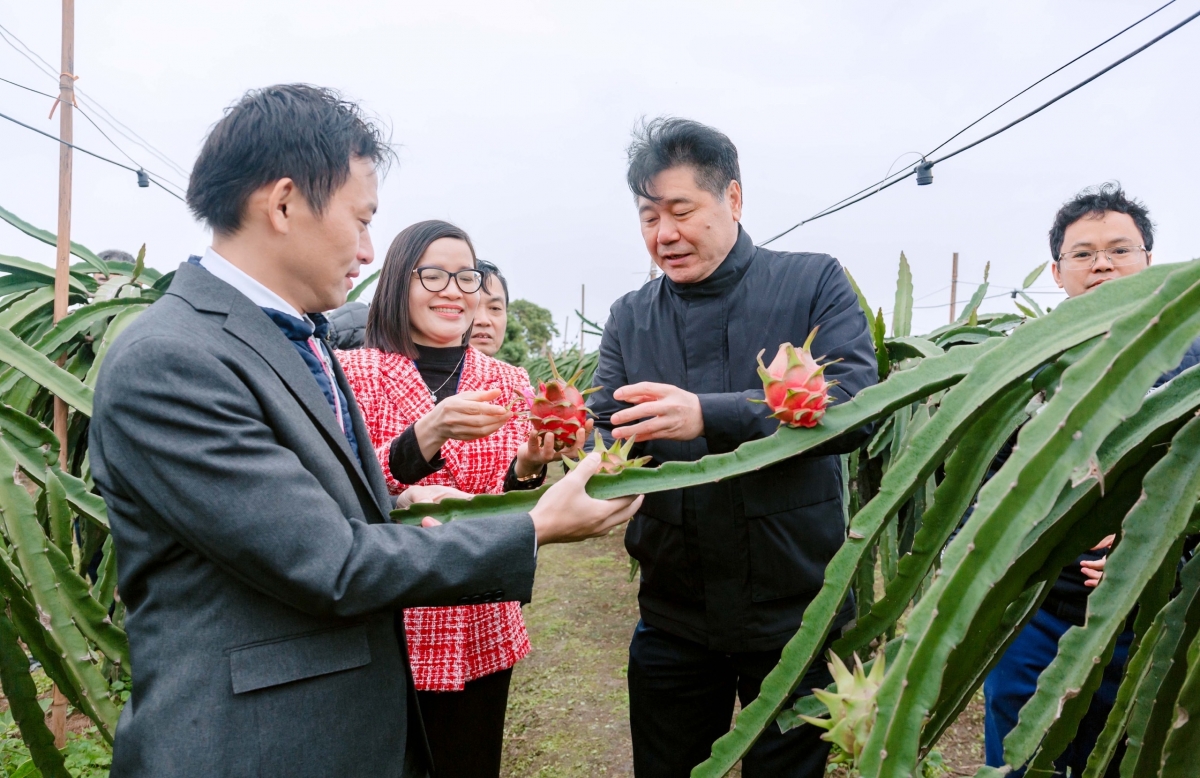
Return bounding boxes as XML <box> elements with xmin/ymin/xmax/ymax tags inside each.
<box><xmin>523</xmin><ymin>353</ymin><xmax>601</xmax><ymax>450</ymax></box>
<box><xmin>799</xmin><ymin>651</ymin><xmax>886</xmax><ymax>772</ymax></box>
<box><xmin>564</xmin><ymin>432</ymin><xmax>652</xmax><ymax>475</ymax></box>
<box><xmin>754</xmin><ymin>328</ymin><xmax>838</xmax><ymax>428</ymax></box>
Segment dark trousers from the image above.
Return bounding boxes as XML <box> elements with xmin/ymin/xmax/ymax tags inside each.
<box><xmin>416</xmin><ymin>667</ymin><xmax>513</xmax><ymax>778</ymax></box>
<box><xmin>628</xmin><ymin>620</ymin><xmax>835</xmax><ymax>778</ymax></box>
<box><xmin>984</xmin><ymin>608</ymin><xmax>1132</xmax><ymax>777</ymax></box>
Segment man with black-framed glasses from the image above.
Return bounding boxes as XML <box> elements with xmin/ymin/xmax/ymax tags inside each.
<box><xmin>984</xmin><ymin>183</ymin><xmax>1200</xmax><ymax>777</ymax></box>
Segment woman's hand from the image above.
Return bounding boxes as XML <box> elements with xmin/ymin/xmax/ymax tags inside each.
<box><xmin>396</xmin><ymin>484</ymin><xmax>473</xmax><ymax>511</ymax></box>
<box><xmin>412</xmin><ymin>389</ymin><xmax>512</xmax><ymax>461</ymax></box>
<box><xmin>513</xmin><ymin>423</ymin><xmax>592</xmax><ymax>479</ymax></box>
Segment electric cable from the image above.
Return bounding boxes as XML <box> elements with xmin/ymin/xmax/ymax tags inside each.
<box><xmin>760</xmin><ymin>3</ymin><xmax>1198</xmax><ymax>246</ymax></box>
<box><xmin>0</xmin><ymin>21</ymin><xmax>192</xmax><ymax>180</ymax></box>
<box><xmin>0</xmin><ymin>108</ymin><xmax>186</xmax><ymax>201</ymax></box>
<box><xmin>0</xmin><ymin>75</ymin><xmax>188</xmax><ymax>195</ymax></box>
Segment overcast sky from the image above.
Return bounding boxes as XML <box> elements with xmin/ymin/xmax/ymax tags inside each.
<box><xmin>2</xmin><ymin>1</ymin><xmax>1197</xmax><ymax>342</ymax></box>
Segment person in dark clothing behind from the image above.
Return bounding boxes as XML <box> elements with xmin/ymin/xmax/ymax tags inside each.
<box><xmin>983</xmin><ymin>183</ymin><xmax>1200</xmax><ymax>777</ymax></box>
<box><xmin>587</xmin><ymin>118</ymin><xmax>878</xmax><ymax>778</ymax></box>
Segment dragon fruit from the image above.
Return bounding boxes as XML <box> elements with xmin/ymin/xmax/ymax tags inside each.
<box><xmin>754</xmin><ymin>328</ymin><xmax>838</xmax><ymax>428</ymax></box>
<box><xmin>564</xmin><ymin>432</ymin><xmax>652</xmax><ymax>475</ymax></box>
<box><xmin>523</xmin><ymin>354</ymin><xmax>600</xmax><ymax>450</ymax></box>
<box><xmin>799</xmin><ymin>651</ymin><xmax>886</xmax><ymax>770</ymax></box>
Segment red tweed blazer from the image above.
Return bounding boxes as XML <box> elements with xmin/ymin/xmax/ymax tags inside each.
<box><xmin>338</xmin><ymin>346</ymin><xmax>533</xmax><ymax>690</ymax></box>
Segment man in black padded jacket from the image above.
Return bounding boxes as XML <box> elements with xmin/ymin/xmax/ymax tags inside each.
<box><xmin>983</xmin><ymin>184</ymin><xmax>1200</xmax><ymax>778</ymax></box>
<box><xmin>587</xmin><ymin>118</ymin><xmax>878</xmax><ymax>778</ymax></box>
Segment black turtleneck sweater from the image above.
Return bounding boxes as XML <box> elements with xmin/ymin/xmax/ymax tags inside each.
<box><xmin>388</xmin><ymin>344</ymin><xmax>544</xmax><ymax>491</ymax></box>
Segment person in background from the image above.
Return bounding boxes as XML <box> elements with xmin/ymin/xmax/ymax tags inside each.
<box><xmin>469</xmin><ymin>259</ymin><xmax>508</xmax><ymax>358</ymax></box>
<box><xmin>337</xmin><ymin>220</ymin><xmax>586</xmax><ymax>778</ymax></box>
<box><xmin>983</xmin><ymin>183</ymin><xmax>1200</xmax><ymax>777</ymax></box>
<box><xmin>588</xmin><ymin>118</ymin><xmax>878</xmax><ymax>778</ymax></box>
<box><xmin>328</xmin><ymin>299</ymin><xmax>369</xmax><ymax>349</ymax></box>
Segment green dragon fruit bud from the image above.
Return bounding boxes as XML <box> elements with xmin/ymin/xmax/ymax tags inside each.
<box><xmin>799</xmin><ymin>650</ymin><xmax>886</xmax><ymax>768</ymax></box>
<box><xmin>564</xmin><ymin>432</ymin><xmax>652</xmax><ymax>474</ymax></box>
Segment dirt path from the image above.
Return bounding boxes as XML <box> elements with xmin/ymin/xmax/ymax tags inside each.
<box><xmin>502</xmin><ymin>529</ymin><xmax>985</xmax><ymax>777</ymax></box>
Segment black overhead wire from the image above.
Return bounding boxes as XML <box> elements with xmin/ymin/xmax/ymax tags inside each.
<box><xmin>0</xmin><ymin>75</ymin><xmax>188</xmax><ymax>196</ymax></box>
<box><xmin>759</xmin><ymin>2</ymin><xmax>1198</xmax><ymax>247</ymax></box>
<box><xmin>0</xmin><ymin>21</ymin><xmax>192</xmax><ymax>181</ymax></box>
<box><xmin>0</xmin><ymin>107</ymin><xmax>186</xmax><ymax>202</ymax></box>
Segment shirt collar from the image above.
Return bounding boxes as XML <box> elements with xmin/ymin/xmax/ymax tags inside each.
<box><xmin>200</xmin><ymin>247</ymin><xmax>307</xmax><ymax>321</ymax></box>
<box><xmin>664</xmin><ymin>225</ymin><xmax>756</xmax><ymax>301</ymax></box>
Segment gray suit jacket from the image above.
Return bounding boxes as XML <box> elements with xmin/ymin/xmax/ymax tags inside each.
<box><xmin>90</xmin><ymin>262</ymin><xmax>537</xmax><ymax>777</ymax></box>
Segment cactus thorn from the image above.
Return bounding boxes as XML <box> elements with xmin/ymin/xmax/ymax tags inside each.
<box><xmin>967</xmin><ymin>543</ymin><xmax>975</xmax><ymax>552</ymax></box>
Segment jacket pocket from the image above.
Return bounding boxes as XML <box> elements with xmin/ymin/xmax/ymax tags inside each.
<box><xmin>230</xmin><ymin>624</ymin><xmax>372</xmax><ymax>694</ymax></box>
<box><xmin>746</xmin><ymin>497</ymin><xmax>845</xmax><ymax>603</ymax></box>
<box><xmin>625</xmin><ymin>491</ymin><xmax>703</xmax><ymax>604</ymax></box>
<box><xmin>740</xmin><ymin>455</ymin><xmax>841</xmax><ymax>518</ymax></box>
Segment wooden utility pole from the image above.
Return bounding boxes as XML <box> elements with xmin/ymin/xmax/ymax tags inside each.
<box><xmin>948</xmin><ymin>252</ymin><xmax>959</xmax><ymax>324</ymax></box>
<box><xmin>579</xmin><ymin>285</ymin><xmax>585</xmax><ymax>353</ymax></box>
<box><xmin>49</xmin><ymin>0</ymin><xmax>76</xmax><ymax>748</ymax></box>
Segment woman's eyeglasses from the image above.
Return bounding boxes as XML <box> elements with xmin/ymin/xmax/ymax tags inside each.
<box><xmin>412</xmin><ymin>267</ymin><xmax>484</xmax><ymax>294</ymax></box>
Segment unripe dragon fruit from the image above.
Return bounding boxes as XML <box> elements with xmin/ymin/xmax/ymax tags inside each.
<box><xmin>754</xmin><ymin>328</ymin><xmax>838</xmax><ymax>428</ymax></box>
<box><xmin>564</xmin><ymin>432</ymin><xmax>652</xmax><ymax>475</ymax></box>
<box><xmin>522</xmin><ymin>354</ymin><xmax>600</xmax><ymax>450</ymax></box>
<box><xmin>799</xmin><ymin>651</ymin><xmax>886</xmax><ymax>770</ymax></box>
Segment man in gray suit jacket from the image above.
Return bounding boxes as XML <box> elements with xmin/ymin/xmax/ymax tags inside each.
<box><xmin>89</xmin><ymin>84</ymin><xmax>641</xmax><ymax>777</ymax></box>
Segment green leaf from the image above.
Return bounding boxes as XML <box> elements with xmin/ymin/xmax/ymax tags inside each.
<box><xmin>0</xmin><ymin>327</ymin><xmax>94</xmax><ymax>415</ymax></box>
<box><xmin>954</xmin><ymin>281</ymin><xmax>989</xmax><ymax>325</ymax></box>
<box><xmin>1159</xmin><ymin>629</ymin><xmax>1200</xmax><ymax>776</ymax></box>
<box><xmin>0</xmin><ymin>254</ymin><xmax>93</xmax><ymax>295</ymax></box>
<box><xmin>1017</xmin><ymin>290</ymin><xmax>1046</xmax><ymax>317</ymax></box>
<box><xmin>884</xmin><ymin>337</ymin><xmax>943</xmax><ymax>361</ymax></box>
<box><xmin>84</xmin><ymin>305</ymin><xmax>144</xmax><ymax>388</ymax></box>
<box><xmin>131</xmin><ymin>243</ymin><xmax>146</xmax><ymax>281</ymax></box>
<box><xmin>860</xmin><ymin>257</ymin><xmax>1200</xmax><ymax>777</ymax></box>
<box><xmin>346</xmin><ymin>268</ymin><xmax>380</xmax><ymax>302</ymax></box>
<box><xmin>1023</xmin><ymin>261</ymin><xmax>1048</xmax><ymax>289</ymax></box>
<box><xmin>0</xmin><ymin>613</ymin><xmax>71</xmax><ymax>778</ymax></box>
<box><xmin>0</xmin><ymin>203</ymin><xmax>108</xmax><ymax>275</ymax></box>
<box><xmin>892</xmin><ymin>252</ymin><xmax>913</xmax><ymax>338</ymax></box>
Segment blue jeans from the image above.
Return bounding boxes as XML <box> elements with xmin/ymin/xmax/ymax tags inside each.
<box><xmin>984</xmin><ymin>607</ymin><xmax>1132</xmax><ymax>777</ymax></box>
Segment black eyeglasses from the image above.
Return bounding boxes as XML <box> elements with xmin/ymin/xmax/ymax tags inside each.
<box><xmin>412</xmin><ymin>267</ymin><xmax>484</xmax><ymax>294</ymax></box>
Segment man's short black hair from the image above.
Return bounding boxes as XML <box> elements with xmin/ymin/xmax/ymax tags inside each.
<box><xmin>626</xmin><ymin>117</ymin><xmax>740</xmax><ymax>202</ymax></box>
<box><xmin>477</xmin><ymin>260</ymin><xmax>509</xmax><ymax>303</ymax></box>
<box><xmin>1049</xmin><ymin>183</ymin><xmax>1154</xmax><ymax>261</ymax></box>
<box><xmin>187</xmin><ymin>84</ymin><xmax>393</xmax><ymax>234</ymax></box>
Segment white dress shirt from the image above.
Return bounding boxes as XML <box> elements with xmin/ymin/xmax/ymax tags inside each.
<box><xmin>200</xmin><ymin>247</ymin><xmax>306</xmax><ymax>320</ymax></box>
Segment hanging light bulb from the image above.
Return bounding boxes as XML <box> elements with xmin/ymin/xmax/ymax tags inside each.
<box><xmin>915</xmin><ymin>160</ymin><xmax>934</xmax><ymax>186</ymax></box>
<box><xmin>136</xmin><ymin>169</ymin><xmax>150</xmax><ymax>188</ymax></box>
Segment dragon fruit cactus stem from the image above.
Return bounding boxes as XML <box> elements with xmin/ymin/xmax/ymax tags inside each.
<box><xmin>523</xmin><ymin>353</ymin><xmax>602</xmax><ymax>451</ymax></box>
<box><xmin>753</xmin><ymin>327</ymin><xmax>840</xmax><ymax>429</ymax></box>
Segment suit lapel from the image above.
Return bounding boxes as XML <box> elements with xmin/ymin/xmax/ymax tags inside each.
<box><xmin>167</xmin><ymin>263</ymin><xmax>380</xmax><ymax>514</ymax></box>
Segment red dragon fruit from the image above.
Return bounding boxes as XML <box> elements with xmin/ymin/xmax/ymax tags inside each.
<box><xmin>522</xmin><ymin>355</ymin><xmax>600</xmax><ymax>450</ymax></box>
<box><xmin>754</xmin><ymin>328</ymin><xmax>838</xmax><ymax>428</ymax></box>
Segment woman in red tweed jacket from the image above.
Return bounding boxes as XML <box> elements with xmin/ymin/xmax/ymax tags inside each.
<box><xmin>339</xmin><ymin>220</ymin><xmax>585</xmax><ymax>778</ymax></box>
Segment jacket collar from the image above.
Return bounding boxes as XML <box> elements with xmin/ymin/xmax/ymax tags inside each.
<box><xmin>166</xmin><ymin>261</ymin><xmax>390</xmax><ymax>520</ymax></box>
<box><xmin>664</xmin><ymin>225</ymin><xmax>756</xmax><ymax>301</ymax></box>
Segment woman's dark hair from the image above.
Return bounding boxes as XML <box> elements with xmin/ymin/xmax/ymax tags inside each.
<box><xmin>477</xmin><ymin>260</ymin><xmax>509</xmax><ymax>303</ymax></box>
<box><xmin>1049</xmin><ymin>183</ymin><xmax>1154</xmax><ymax>261</ymax></box>
<box><xmin>187</xmin><ymin>84</ymin><xmax>393</xmax><ymax>235</ymax></box>
<box><xmin>365</xmin><ymin>220</ymin><xmax>477</xmax><ymax>358</ymax></box>
<box><xmin>626</xmin><ymin>117</ymin><xmax>741</xmax><ymax>202</ymax></box>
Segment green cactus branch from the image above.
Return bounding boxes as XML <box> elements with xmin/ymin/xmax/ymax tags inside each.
<box><xmin>860</xmin><ymin>259</ymin><xmax>1200</xmax><ymax>777</ymax></box>
<box><xmin>394</xmin><ymin>338</ymin><xmax>999</xmax><ymax>525</ymax></box>
<box><xmin>693</xmin><ymin>262</ymin><xmax>1181</xmax><ymax>778</ymax></box>
<box><xmin>0</xmin><ymin>612</ymin><xmax>71</xmax><ymax>778</ymax></box>
<box><xmin>1158</xmin><ymin>628</ymin><xmax>1200</xmax><ymax>777</ymax></box>
<box><xmin>0</xmin><ymin>327</ymin><xmax>94</xmax><ymax>415</ymax></box>
<box><xmin>1002</xmin><ymin>413</ymin><xmax>1200</xmax><ymax>768</ymax></box>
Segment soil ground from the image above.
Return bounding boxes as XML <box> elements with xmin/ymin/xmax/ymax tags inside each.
<box><xmin>501</xmin><ymin>530</ymin><xmax>986</xmax><ymax>777</ymax></box>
